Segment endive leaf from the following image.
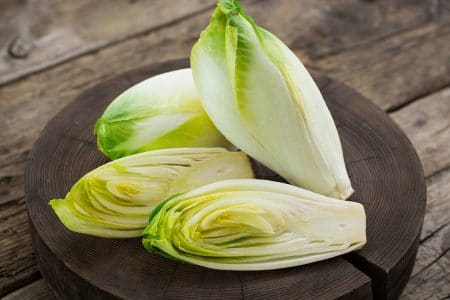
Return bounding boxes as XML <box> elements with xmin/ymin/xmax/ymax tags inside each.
<box><xmin>142</xmin><ymin>179</ymin><xmax>366</xmax><ymax>270</ymax></box>
<box><xmin>50</xmin><ymin>148</ymin><xmax>254</xmax><ymax>238</ymax></box>
<box><xmin>191</xmin><ymin>1</ymin><xmax>353</xmax><ymax>199</ymax></box>
<box><xmin>95</xmin><ymin>69</ymin><xmax>231</xmax><ymax>159</ymax></box>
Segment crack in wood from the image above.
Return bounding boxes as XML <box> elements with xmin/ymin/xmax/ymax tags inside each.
<box><xmin>414</xmin><ymin>248</ymin><xmax>449</xmax><ymax>278</ymax></box>
<box><xmin>387</xmin><ymin>83</ymin><xmax>450</xmax><ymax>113</ymax></box>
<box><xmin>238</xmin><ymin>273</ymin><xmax>245</xmax><ymax>300</ymax></box>
<box><xmin>420</xmin><ymin>222</ymin><xmax>450</xmax><ymax>244</ymax></box>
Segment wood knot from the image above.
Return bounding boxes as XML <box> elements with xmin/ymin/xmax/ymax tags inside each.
<box><xmin>8</xmin><ymin>36</ymin><xmax>34</xmax><ymax>59</ymax></box>
<box><xmin>0</xmin><ymin>176</ymin><xmax>13</xmax><ymax>184</ymax></box>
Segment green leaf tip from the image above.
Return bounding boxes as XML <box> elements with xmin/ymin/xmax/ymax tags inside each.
<box><xmin>218</xmin><ymin>0</ymin><xmax>242</xmax><ymax>16</ymax></box>
<box><xmin>93</xmin><ymin>69</ymin><xmax>233</xmax><ymax>160</ymax></box>
<box><xmin>191</xmin><ymin>0</ymin><xmax>354</xmax><ymax>199</ymax></box>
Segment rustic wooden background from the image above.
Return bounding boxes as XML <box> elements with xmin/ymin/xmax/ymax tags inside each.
<box><xmin>0</xmin><ymin>0</ymin><xmax>448</xmax><ymax>299</ymax></box>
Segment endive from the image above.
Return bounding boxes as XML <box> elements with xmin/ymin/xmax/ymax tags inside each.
<box><xmin>191</xmin><ymin>0</ymin><xmax>353</xmax><ymax>199</ymax></box>
<box><xmin>50</xmin><ymin>148</ymin><xmax>254</xmax><ymax>238</ymax></box>
<box><xmin>95</xmin><ymin>69</ymin><xmax>230</xmax><ymax>160</ymax></box>
<box><xmin>143</xmin><ymin>179</ymin><xmax>366</xmax><ymax>271</ymax></box>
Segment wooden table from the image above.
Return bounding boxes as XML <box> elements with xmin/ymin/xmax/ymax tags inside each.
<box><xmin>0</xmin><ymin>1</ymin><xmax>448</xmax><ymax>299</ymax></box>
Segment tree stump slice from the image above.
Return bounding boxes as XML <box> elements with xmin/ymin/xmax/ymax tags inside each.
<box><xmin>25</xmin><ymin>59</ymin><xmax>426</xmax><ymax>299</ymax></box>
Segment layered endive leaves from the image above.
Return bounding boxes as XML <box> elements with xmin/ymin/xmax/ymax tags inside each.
<box><xmin>143</xmin><ymin>179</ymin><xmax>366</xmax><ymax>270</ymax></box>
<box><xmin>95</xmin><ymin>69</ymin><xmax>231</xmax><ymax>160</ymax></box>
<box><xmin>50</xmin><ymin>148</ymin><xmax>254</xmax><ymax>238</ymax></box>
<box><xmin>191</xmin><ymin>0</ymin><xmax>353</xmax><ymax>199</ymax></box>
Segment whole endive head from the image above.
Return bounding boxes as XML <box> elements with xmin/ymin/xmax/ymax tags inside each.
<box><xmin>191</xmin><ymin>0</ymin><xmax>353</xmax><ymax>199</ymax></box>
<box><xmin>95</xmin><ymin>69</ymin><xmax>231</xmax><ymax>160</ymax></box>
<box><xmin>143</xmin><ymin>179</ymin><xmax>366</xmax><ymax>271</ymax></box>
<box><xmin>50</xmin><ymin>148</ymin><xmax>254</xmax><ymax>238</ymax></box>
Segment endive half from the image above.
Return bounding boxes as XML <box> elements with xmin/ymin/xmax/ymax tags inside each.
<box><xmin>50</xmin><ymin>148</ymin><xmax>254</xmax><ymax>238</ymax></box>
<box><xmin>191</xmin><ymin>0</ymin><xmax>353</xmax><ymax>199</ymax></box>
<box><xmin>95</xmin><ymin>69</ymin><xmax>231</xmax><ymax>160</ymax></box>
<box><xmin>143</xmin><ymin>179</ymin><xmax>366</xmax><ymax>271</ymax></box>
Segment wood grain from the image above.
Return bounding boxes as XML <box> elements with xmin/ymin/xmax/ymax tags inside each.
<box><xmin>2</xmin><ymin>0</ymin><xmax>447</xmax><ymax>87</ymax></box>
<box><xmin>0</xmin><ymin>0</ymin><xmax>216</xmax><ymax>85</ymax></box>
<box><xmin>401</xmin><ymin>226</ymin><xmax>449</xmax><ymax>300</ymax></box>
<box><xmin>0</xmin><ymin>199</ymin><xmax>39</xmax><ymax>297</ymax></box>
<box><xmin>419</xmin><ymin>169</ymin><xmax>450</xmax><ymax>243</ymax></box>
<box><xmin>1</xmin><ymin>279</ymin><xmax>55</xmax><ymax>300</ymax></box>
<box><xmin>401</xmin><ymin>170</ymin><xmax>450</xmax><ymax>299</ymax></box>
<box><xmin>391</xmin><ymin>87</ymin><xmax>450</xmax><ymax>177</ymax></box>
<box><xmin>312</xmin><ymin>21</ymin><xmax>450</xmax><ymax>111</ymax></box>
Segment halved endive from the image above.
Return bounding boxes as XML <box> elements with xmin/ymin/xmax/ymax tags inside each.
<box><xmin>49</xmin><ymin>148</ymin><xmax>254</xmax><ymax>238</ymax></box>
<box><xmin>191</xmin><ymin>0</ymin><xmax>353</xmax><ymax>199</ymax></box>
<box><xmin>95</xmin><ymin>69</ymin><xmax>230</xmax><ymax>160</ymax></box>
<box><xmin>142</xmin><ymin>179</ymin><xmax>366</xmax><ymax>270</ymax></box>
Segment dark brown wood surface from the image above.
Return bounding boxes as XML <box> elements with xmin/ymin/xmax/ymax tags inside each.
<box><xmin>24</xmin><ymin>59</ymin><xmax>424</xmax><ymax>299</ymax></box>
<box><xmin>1</xmin><ymin>1</ymin><xmax>449</xmax><ymax>299</ymax></box>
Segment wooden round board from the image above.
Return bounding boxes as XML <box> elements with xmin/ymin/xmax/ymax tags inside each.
<box><xmin>25</xmin><ymin>59</ymin><xmax>426</xmax><ymax>299</ymax></box>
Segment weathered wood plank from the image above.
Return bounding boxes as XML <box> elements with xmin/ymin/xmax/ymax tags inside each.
<box><xmin>312</xmin><ymin>21</ymin><xmax>450</xmax><ymax>111</ymax></box>
<box><xmin>0</xmin><ymin>175</ymin><xmax>24</xmax><ymax>206</ymax></box>
<box><xmin>401</xmin><ymin>239</ymin><xmax>449</xmax><ymax>300</ymax></box>
<box><xmin>2</xmin><ymin>0</ymin><xmax>449</xmax><ymax>91</ymax></box>
<box><xmin>419</xmin><ymin>169</ymin><xmax>450</xmax><ymax>242</ymax></box>
<box><xmin>390</xmin><ymin>87</ymin><xmax>450</xmax><ymax>177</ymax></box>
<box><xmin>394</xmin><ymin>93</ymin><xmax>450</xmax><ymax>299</ymax></box>
<box><xmin>1</xmin><ymin>279</ymin><xmax>55</xmax><ymax>300</ymax></box>
<box><xmin>414</xmin><ymin>222</ymin><xmax>450</xmax><ymax>279</ymax></box>
<box><xmin>400</xmin><ymin>170</ymin><xmax>450</xmax><ymax>299</ymax></box>
<box><xmin>0</xmin><ymin>199</ymin><xmax>39</xmax><ymax>297</ymax></box>
<box><xmin>0</xmin><ymin>0</ymin><xmax>217</xmax><ymax>85</ymax></box>
<box><xmin>250</xmin><ymin>0</ymin><xmax>450</xmax><ymax>61</ymax></box>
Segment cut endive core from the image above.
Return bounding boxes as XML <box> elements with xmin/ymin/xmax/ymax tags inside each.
<box><xmin>50</xmin><ymin>148</ymin><xmax>254</xmax><ymax>238</ymax></box>
<box><xmin>143</xmin><ymin>179</ymin><xmax>366</xmax><ymax>270</ymax></box>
